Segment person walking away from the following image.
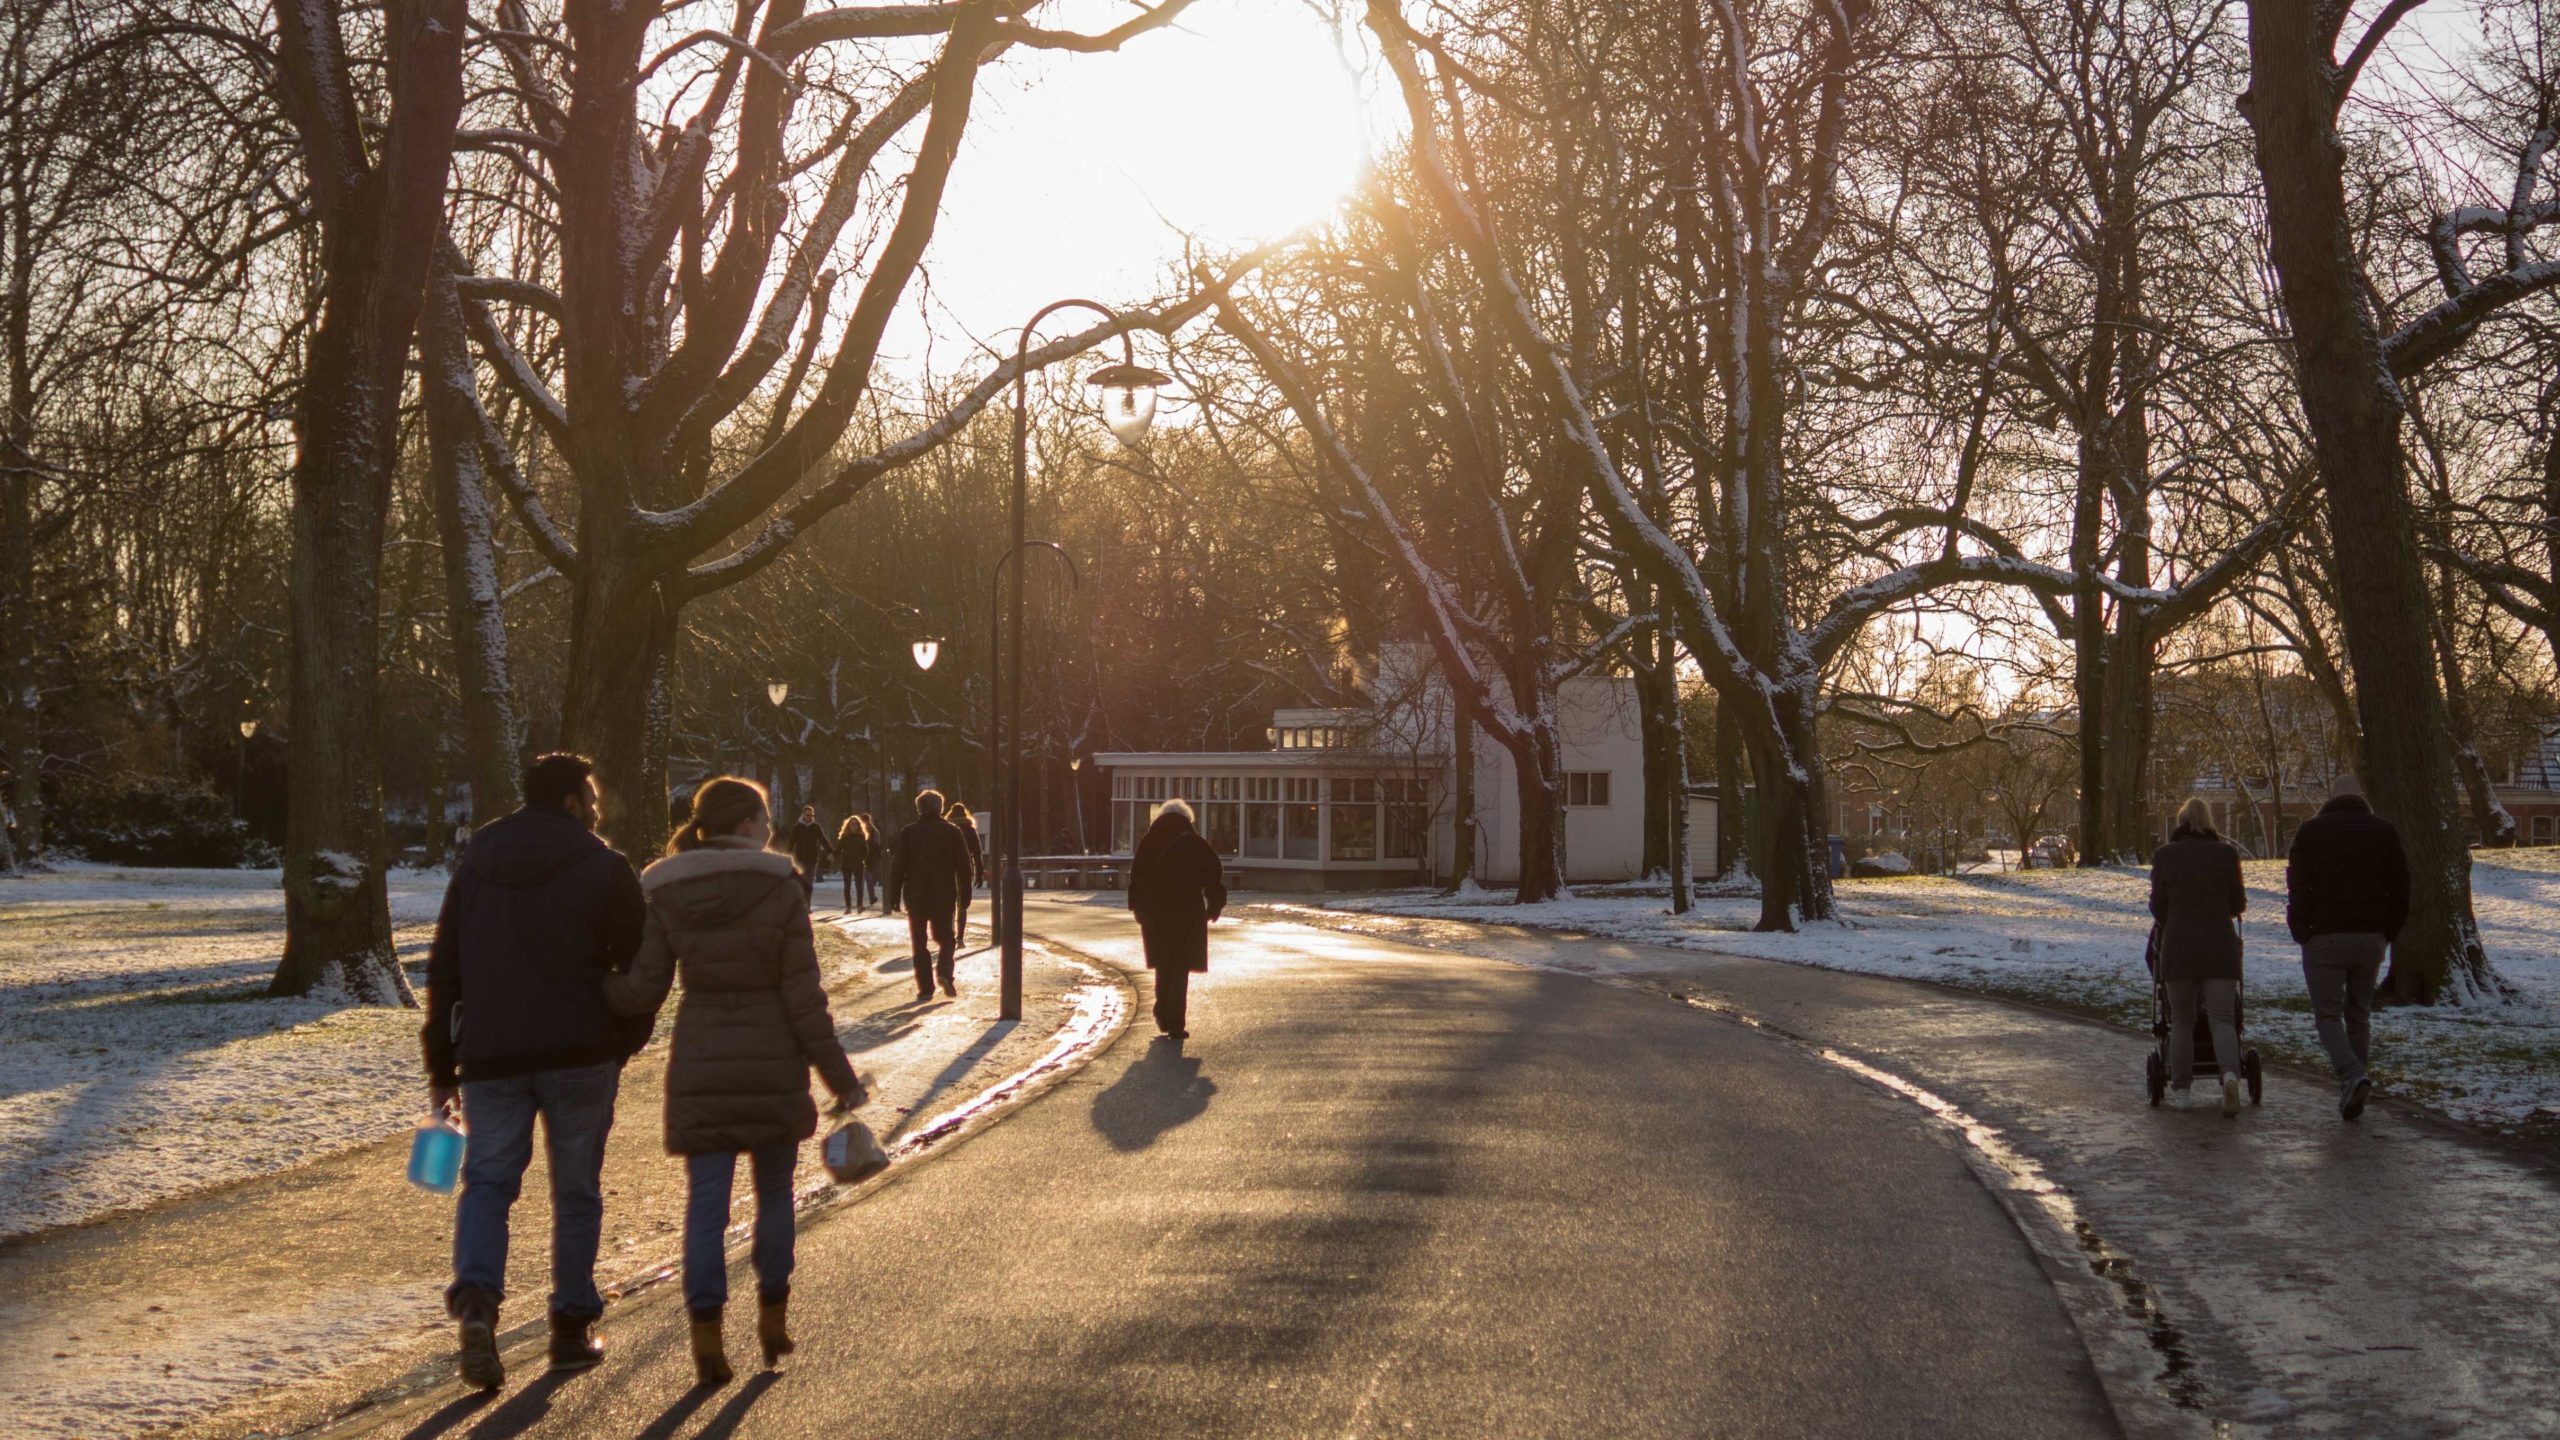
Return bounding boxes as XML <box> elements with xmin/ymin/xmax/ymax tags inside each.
<box><xmin>834</xmin><ymin>812</ymin><xmax>873</xmax><ymax>912</ymax></box>
<box><xmin>603</xmin><ymin>777</ymin><xmax>864</xmax><ymax>1386</ymax></box>
<box><xmin>787</xmin><ymin>804</ymin><xmax>827</xmax><ymax>901</ymax></box>
<box><xmin>2287</xmin><ymin>775</ymin><xmax>2409</xmax><ymax>1119</ymax></box>
<box><xmin>1127</xmin><ymin>798</ymin><xmax>1226</xmax><ymax>1040</ymax></box>
<box><xmin>947</xmin><ymin>800</ymin><xmax>984</xmax><ymax>944</ymax></box>
<box><xmin>2149</xmin><ymin>798</ymin><xmax>2248</xmax><ymax>1117</ymax></box>
<box><xmin>423</xmin><ymin>753</ymin><xmax>652</xmax><ymax>1389</ymax></box>
<box><xmin>885</xmin><ymin>790</ymin><xmax>973</xmax><ymax>1000</ymax></box>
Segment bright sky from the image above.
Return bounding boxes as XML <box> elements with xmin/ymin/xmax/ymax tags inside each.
<box><xmin>883</xmin><ymin>2</ymin><xmax>1376</xmax><ymax>370</ymax></box>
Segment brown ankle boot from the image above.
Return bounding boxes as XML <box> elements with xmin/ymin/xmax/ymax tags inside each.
<box><xmin>757</xmin><ymin>1296</ymin><xmax>794</xmax><ymax>1368</ymax></box>
<box><xmin>689</xmin><ymin>1312</ymin><xmax>732</xmax><ymax>1387</ymax></box>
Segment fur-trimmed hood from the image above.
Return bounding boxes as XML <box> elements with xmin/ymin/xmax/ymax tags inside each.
<box><xmin>641</xmin><ymin>838</ymin><xmax>797</xmax><ymax>904</ymax></box>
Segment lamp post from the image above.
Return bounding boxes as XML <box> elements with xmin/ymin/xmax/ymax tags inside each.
<box><xmin>997</xmin><ymin>300</ymin><xmax>1167</xmax><ymax>1020</ymax></box>
<box><xmin>985</xmin><ymin>541</ymin><xmax>1080</xmax><ymax>952</ymax></box>
<box><xmin>237</xmin><ymin>719</ymin><xmax>258</xmax><ymax>827</ymax></box>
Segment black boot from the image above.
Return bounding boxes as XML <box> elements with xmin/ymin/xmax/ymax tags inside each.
<box><xmin>453</xmin><ymin>1288</ymin><xmax>504</xmax><ymax>1391</ymax></box>
<box><xmin>549</xmin><ymin>1312</ymin><xmax>604</xmax><ymax>1372</ymax></box>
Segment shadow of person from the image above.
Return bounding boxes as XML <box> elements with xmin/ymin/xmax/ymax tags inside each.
<box><xmin>1089</xmin><ymin>1038</ymin><xmax>1216</xmax><ymax>1152</ymax></box>
<box><xmin>694</xmin><ymin>1371</ymin><xmax>781</xmax><ymax>1440</ymax></box>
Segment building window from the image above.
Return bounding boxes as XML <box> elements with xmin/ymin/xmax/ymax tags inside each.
<box><xmin>1565</xmin><ymin>771</ymin><xmax>1612</xmax><ymax>807</ymax></box>
<box><xmin>1245</xmin><ymin>776</ymin><xmax>1279</xmax><ymax>801</ymax></box>
<box><xmin>2538</xmin><ymin>815</ymin><xmax>2556</xmax><ymax>846</ymax></box>
<box><xmin>1245</xmin><ymin>803</ymin><xmax>1280</xmax><ymax>858</ymax></box>
<box><xmin>1284</xmin><ymin>802</ymin><xmax>1320</xmax><ymax>859</ymax></box>
<box><xmin>1331</xmin><ymin>803</ymin><xmax>1377</xmax><ymax>860</ymax></box>
<box><xmin>1113</xmin><ymin>801</ymin><xmax>1137</xmax><ymax>853</ymax></box>
<box><xmin>1205</xmin><ymin>801</ymin><xmax>1240</xmax><ymax>855</ymax></box>
<box><xmin>1383</xmin><ymin>778</ymin><xmax>1429</xmax><ymax>860</ymax></box>
<box><xmin>1284</xmin><ymin>776</ymin><xmax>1320</xmax><ymax>803</ymax></box>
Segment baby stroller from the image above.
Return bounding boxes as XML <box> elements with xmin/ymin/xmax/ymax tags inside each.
<box><xmin>2143</xmin><ymin>923</ymin><xmax>2263</xmax><ymax>1107</ymax></box>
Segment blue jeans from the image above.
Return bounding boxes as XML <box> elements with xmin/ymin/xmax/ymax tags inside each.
<box><xmin>448</xmin><ymin>1062</ymin><xmax>620</xmax><ymax>1320</ymax></box>
<box><xmin>684</xmin><ymin>1143</ymin><xmax>798</xmax><ymax>1316</ymax></box>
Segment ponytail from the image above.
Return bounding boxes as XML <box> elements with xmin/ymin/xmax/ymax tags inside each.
<box><xmin>667</xmin><ymin>776</ymin><xmax>770</xmax><ymax>856</ymax></box>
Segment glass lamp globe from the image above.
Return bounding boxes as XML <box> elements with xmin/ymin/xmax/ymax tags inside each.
<box><xmin>1086</xmin><ymin>363</ymin><xmax>1171</xmax><ymax>447</ymax></box>
<box><xmin>239</xmin><ymin>720</ymin><xmax>258</xmax><ymax>740</ymax></box>
<box><xmin>767</xmin><ymin>681</ymin><xmax>789</xmax><ymax>707</ymax></box>
<box><xmin>911</xmin><ymin>639</ymin><xmax>941</xmax><ymax>672</ymax></box>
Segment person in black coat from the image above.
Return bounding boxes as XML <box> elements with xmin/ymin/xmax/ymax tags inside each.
<box><xmin>422</xmin><ymin>753</ymin><xmax>652</xmax><ymax>1387</ymax></box>
<box><xmin>2286</xmin><ymin>778</ymin><xmax>2409</xmax><ymax>1119</ymax></box>
<box><xmin>885</xmin><ymin>790</ymin><xmax>974</xmax><ymax>1000</ymax></box>
<box><xmin>786</xmin><ymin>804</ymin><xmax>827</xmax><ymax>900</ymax></box>
<box><xmin>2149</xmin><ymin>797</ymin><xmax>2248</xmax><ymax>1116</ymax></box>
<box><xmin>1128</xmin><ymin>798</ymin><xmax>1227</xmax><ymax>1040</ymax></box>
<box><xmin>947</xmin><ymin>799</ymin><xmax>984</xmax><ymax>943</ymax></box>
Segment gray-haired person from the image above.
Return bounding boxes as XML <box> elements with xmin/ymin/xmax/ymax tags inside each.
<box><xmin>2285</xmin><ymin>776</ymin><xmax>2410</xmax><ymax>1120</ymax></box>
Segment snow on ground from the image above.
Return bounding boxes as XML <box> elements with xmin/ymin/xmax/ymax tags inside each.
<box><xmin>0</xmin><ymin>864</ymin><xmax>450</xmax><ymax>1239</ymax></box>
<box><xmin>1297</xmin><ymin>851</ymin><xmax>2560</xmax><ymax>1128</ymax></box>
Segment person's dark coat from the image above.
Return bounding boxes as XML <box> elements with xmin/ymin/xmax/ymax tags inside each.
<box><xmin>604</xmin><ymin>839</ymin><xmax>860</xmax><ymax>1154</ymax></box>
<box><xmin>834</xmin><ymin>817</ymin><xmax>870</xmax><ymax>870</ymax></box>
<box><xmin>885</xmin><ymin>813</ymin><xmax>973</xmax><ymax>914</ymax></box>
<box><xmin>787</xmin><ymin>819</ymin><xmax>828</xmax><ymax>875</ymax></box>
<box><xmin>2148</xmin><ymin>826</ymin><xmax>2246</xmax><ymax>981</ymax></box>
<box><xmin>952</xmin><ymin>813</ymin><xmax>984</xmax><ymax>886</ymax></box>
<box><xmin>2286</xmin><ymin>794</ymin><xmax>2412</xmax><ymax>942</ymax></box>
<box><xmin>422</xmin><ymin>806</ymin><xmax>648</xmax><ymax>1090</ymax></box>
<box><xmin>1128</xmin><ymin>810</ymin><xmax>1227</xmax><ymax>973</ymax></box>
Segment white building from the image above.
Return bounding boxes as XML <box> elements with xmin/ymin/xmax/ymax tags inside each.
<box><xmin>1095</xmin><ymin>649</ymin><xmax>1704</xmax><ymax>890</ymax></box>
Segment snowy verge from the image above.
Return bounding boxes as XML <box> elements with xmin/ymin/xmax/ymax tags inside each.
<box><xmin>1287</xmin><ymin>852</ymin><xmax>2560</xmax><ymax>1129</ymax></box>
<box><xmin>0</xmin><ymin>864</ymin><xmax>454</xmax><ymax>1239</ymax></box>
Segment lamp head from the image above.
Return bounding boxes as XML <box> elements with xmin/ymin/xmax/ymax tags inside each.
<box><xmin>767</xmin><ymin>681</ymin><xmax>789</xmax><ymax>707</ymax></box>
<box><xmin>239</xmin><ymin>720</ymin><xmax>258</xmax><ymax>740</ymax></box>
<box><xmin>911</xmin><ymin>638</ymin><xmax>941</xmax><ymax>672</ymax></box>
<box><xmin>1086</xmin><ymin>362</ymin><xmax>1170</xmax><ymax>446</ymax></box>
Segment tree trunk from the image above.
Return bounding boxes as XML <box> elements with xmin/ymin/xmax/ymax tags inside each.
<box><xmin>2103</xmin><ymin>613</ymin><xmax>2157</xmax><ymax>858</ymax></box>
<box><xmin>2243</xmin><ymin>0</ymin><xmax>2495</xmax><ymax>1002</ymax></box>
<box><xmin>1659</xmin><ymin>622</ymin><xmax>1692</xmax><ymax>913</ymax></box>
<box><xmin>1445</xmin><ymin>702</ymin><xmax>1475</xmax><ymax>892</ymax></box>
<box><xmin>1716</xmin><ymin>694</ymin><xmax>1747</xmax><ymax>879</ymax></box>
<box><xmin>1637</xmin><ymin>649</ymin><xmax>1672</xmax><ymax>878</ymax></box>
<box><xmin>2432</xmin><ymin>604</ymin><xmax>2515</xmax><ymax>847</ymax></box>
<box><xmin>561</xmin><ymin>563</ymin><xmax>677</xmax><ymax>858</ymax></box>
<box><xmin>422</xmin><ymin>260</ymin><xmax>524</xmax><ymax>827</ymax></box>
<box><xmin>1509</xmin><ymin>721</ymin><xmax>1567</xmax><ymax>903</ymax></box>
<box><xmin>0</xmin><ymin>429</ymin><xmax>33</xmax><ymax>872</ymax></box>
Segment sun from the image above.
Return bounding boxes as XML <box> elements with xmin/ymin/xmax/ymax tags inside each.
<box><xmin>917</xmin><ymin>4</ymin><xmax>1373</xmax><ymax>350</ymax></box>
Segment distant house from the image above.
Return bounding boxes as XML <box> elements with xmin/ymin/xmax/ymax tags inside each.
<box><xmin>1095</xmin><ymin>647</ymin><xmax>1709</xmax><ymax>890</ymax></box>
<box><xmin>2187</xmin><ymin>722</ymin><xmax>2560</xmax><ymax>852</ymax></box>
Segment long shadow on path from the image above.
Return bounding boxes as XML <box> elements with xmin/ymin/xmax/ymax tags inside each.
<box><xmin>1088</xmin><ymin>1037</ymin><xmax>1215</xmax><ymax>1151</ymax></box>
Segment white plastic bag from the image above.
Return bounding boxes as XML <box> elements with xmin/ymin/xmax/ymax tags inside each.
<box><xmin>822</xmin><ymin>1118</ymin><xmax>889</xmax><ymax>1184</ymax></box>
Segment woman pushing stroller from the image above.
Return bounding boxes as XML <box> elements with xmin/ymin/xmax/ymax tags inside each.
<box><xmin>2150</xmin><ymin>797</ymin><xmax>2248</xmax><ymax>1116</ymax></box>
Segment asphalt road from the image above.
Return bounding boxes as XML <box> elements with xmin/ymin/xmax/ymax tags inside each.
<box><xmin>366</xmin><ymin>902</ymin><xmax>2118</xmax><ymax>1440</ymax></box>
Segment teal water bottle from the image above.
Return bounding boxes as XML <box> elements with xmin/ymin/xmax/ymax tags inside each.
<box><xmin>408</xmin><ymin>1115</ymin><xmax>464</xmax><ymax>1195</ymax></box>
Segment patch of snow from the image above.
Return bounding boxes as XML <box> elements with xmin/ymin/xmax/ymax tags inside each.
<box><xmin>1304</xmin><ymin>852</ymin><xmax>2560</xmax><ymax>1127</ymax></box>
<box><xmin>0</xmin><ymin>864</ymin><xmax>450</xmax><ymax>1238</ymax></box>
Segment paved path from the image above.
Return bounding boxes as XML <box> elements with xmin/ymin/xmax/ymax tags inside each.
<box><xmin>326</xmin><ymin>901</ymin><xmax>2121</xmax><ymax>1440</ymax></box>
<box><xmin>0</xmin><ymin>912</ymin><xmax>1097</xmax><ymax>1440</ymax></box>
<box><xmin>1261</xmin><ymin>900</ymin><xmax>2560</xmax><ymax>1438</ymax></box>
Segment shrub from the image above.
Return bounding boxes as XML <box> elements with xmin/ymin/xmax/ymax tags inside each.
<box><xmin>54</xmin><ymin>779</ymin><xmax>260</xmax><ymax>868</ymax></box>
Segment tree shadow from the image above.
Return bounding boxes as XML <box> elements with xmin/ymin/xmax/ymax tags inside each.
<box><xmin>1089</xmin><ymin>1038</ymin><xmax>1216</xmax><ymax>1152</ymax></box>
<box><xmin>881</xmin><ymin>1020</ymin><xmax>1018</xmax><ymax>1140</ymax></box>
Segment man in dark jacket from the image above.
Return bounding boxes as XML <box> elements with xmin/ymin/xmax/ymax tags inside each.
<box><xmin>885</xmin><ymin>789</ymin><xmax>974</xmax><ymax>1000</ymax></box>
<box><xmin>786</xmin><ymin>804</ymin><xmax>827</xmax><ymax>900</ymax></box>
<box><xmin>2286</xmin><ymin>776</ymin><xmax>2410</xmax><ymax>1120</ymax></box>
<box><xmin>423</xmin><ymin>753</ymin><xmax>650</xmax><ymax>1388</ymax></box>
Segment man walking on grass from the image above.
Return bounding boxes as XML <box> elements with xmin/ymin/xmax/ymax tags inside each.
<box><xmin>2285</xmin><ymin>775</ymin><xmax>2410</xmax><ymax>1121</ymax></box>
<box><xmin>885</xmin><ymin>788</ymin><xmax>974</xmax><ymax>1001</ymax></box>
<box><xmin>424</xmin><ymin>753</ymin><xmax>655</xmax><ymax>1389</ymax></box>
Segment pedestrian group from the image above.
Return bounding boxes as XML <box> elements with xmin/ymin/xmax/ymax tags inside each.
<box><xmin>423</xmin><ymin>749</ymin><xmax>2405</xmax><ymax>1402</ymax></box>
<box><xmin>422</xmin><ymin>758</ymin><xmax>1232</xmax><ymax>1393</ymax></box>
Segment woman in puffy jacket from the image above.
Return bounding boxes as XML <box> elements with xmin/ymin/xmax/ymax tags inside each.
<box><xmin>607</xmin><ymin>777</ymin><xmax>865</xmax><ymax>1387</ymax></box>
<box><xmin>2149</xmin><ymin>796</ymin><xmax>2248</xmax><ymax>1117</ymax></box>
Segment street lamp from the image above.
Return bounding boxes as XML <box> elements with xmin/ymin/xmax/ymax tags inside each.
<box><xmin>767</xmin><ymin>681</ymin><xmax>789</xmax><ymax>707</ymax></box>
<box><xmin>996</xmin><ymin>299</ymin><xmax>1169</xmax><ymax>1019</ymax></box>
<box><xmin>911</xmin><ymin>638</ymin><xmax>941</xmax><ymax>671</ymax></box>
<box><xmin>236</xmin><ymin>719</ymin><xmax>257</xmax><ymax>825</ymax></box>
